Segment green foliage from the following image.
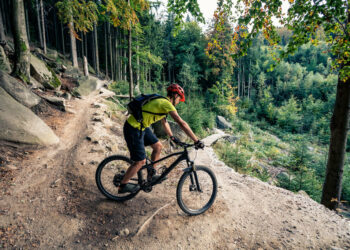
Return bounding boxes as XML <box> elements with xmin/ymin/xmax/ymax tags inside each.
<box><xmin>56</xmin><ymin>0</ymin><xmax>98</xmax><ymax>34</ymax></box>
<box><xmin>342</xmin><ymin>164</ymin><xmax>350</xmax><ymax>201</ymax></box>
<box><xmin>176</xmin><ymin>96</ymin><xmax>215</xmax><ymax>135</ymax></box>
<box><xmin>233</xmin><ymin>0</ymin><xmax>349</xmax><ymax>82</ymax></box>
<box><xmin>276</xmin><ymin>96</ymin><xmax>301</xmax><ymax>132</ymax></box>
<box><xmin>209</xmin><ymin>78</ymin><xmax>238</xmax><ymax>117</ymax></box>
<box><xmin>108</xmin><ymin>81</ymin><xmax>129</xmax><ymax>95</ymax></box>
<box><xmin>47</xmin><ymin>67</ymin><xmax>62</xmax><ymax>89</ymax></box>
<box><xmin>104</xmin><ymin>0</ymin><xmax>148</xmax><ymax>30</ymax></box>
<box><xmin>167</xmin><ymin>0</ymin><xmax>204</xmax><ymax>34</ymax></box>
<box><xmin>214</xmin><ymin>142</ymin><xmax>248</xmax><ymax>172</ymax></box>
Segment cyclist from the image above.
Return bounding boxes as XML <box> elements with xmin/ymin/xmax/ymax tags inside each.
<box><xmin>119</xmin><ymin>83</ymin><xmax>204</xmax><ymax>193</ymax></box>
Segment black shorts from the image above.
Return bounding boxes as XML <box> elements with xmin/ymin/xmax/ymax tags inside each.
<box><xmin>123</xmin><ymin>121</ymin><xmax>159</xmax><ymax>162</ymax></box>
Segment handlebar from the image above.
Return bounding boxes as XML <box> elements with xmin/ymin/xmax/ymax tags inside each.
<box><xmin>170</xmin><ymin>140</ymin><xmax>204</xmax><ymax>150</ymax></box>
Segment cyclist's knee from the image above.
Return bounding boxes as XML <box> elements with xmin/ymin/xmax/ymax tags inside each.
<box><xmin>153</xmin><ymin>142</ymin><xmax>163</xmax><ymax>152</ymax></box>
<box><xmin>134</xmin><ymin>159</ymin><xmax>146</xmax><ymax>167</ymax></box>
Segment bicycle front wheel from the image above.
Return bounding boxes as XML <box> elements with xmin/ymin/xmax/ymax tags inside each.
<box><xmin>176</xmin><ymin>166</ymin><xmax>217</xmax><ymax>215</ymax></box>
<box><xmin>95</xmin><ymin>155</ymin><xmax>139</xmax><ymax>202</ymax></box>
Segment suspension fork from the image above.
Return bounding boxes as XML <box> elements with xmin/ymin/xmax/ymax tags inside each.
<box><xmin>186</xmin><ymin>160</ymin><xmax>202</xmax><ymax>192</ymax></box>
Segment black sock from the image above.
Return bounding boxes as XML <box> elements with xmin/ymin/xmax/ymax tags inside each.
<box><xmin>119</xmin><ymin>183</ymin><xmax>126</xmax><ymax>189</ymax></box>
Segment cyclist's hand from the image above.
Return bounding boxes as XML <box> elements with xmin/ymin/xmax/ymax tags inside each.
<box><xmin>170</xmin><ymin>136</ymin><xmax>181</xmax><ymax>145</ymax></box>
<box><xmin>194</xmin><ymin>140</ymin><xmax>205</xmax><ymax>149</ymax></box>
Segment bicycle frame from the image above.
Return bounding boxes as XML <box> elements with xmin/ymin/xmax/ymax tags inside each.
<box><xmin>137</xmin><ymin>145</ymin><xmax>194</xmax><ymax>187</ymax></box>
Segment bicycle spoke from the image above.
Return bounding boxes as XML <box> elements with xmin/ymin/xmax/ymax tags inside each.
<box><xmin>177</xmin><ymin>166</ymin><xmax>217</xmax><ymax>215</ymax></box>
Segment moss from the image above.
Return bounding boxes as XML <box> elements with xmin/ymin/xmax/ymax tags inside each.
<box><xmin>17</xmin><ymin>72</ymin><xmax>29</xmax><ymax>83</ymax></box>
<box><xmin>20</xmin><ymin>40</ymin><xmax>27</xmax><ymax>52</ymax></box>
<box><xmin>47</xmin><ymin>66</ymin><xmax>61</xmax><ymax>89</ymax></box>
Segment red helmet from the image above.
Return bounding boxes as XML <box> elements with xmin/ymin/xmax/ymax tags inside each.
<box><xmin>167</xmin><ymin>83</ymin><xmax>185</xmax><ymax>102</ymax></box>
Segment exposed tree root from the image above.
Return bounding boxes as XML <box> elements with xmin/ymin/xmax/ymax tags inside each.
<box><xmin>135</xmin><ymin>200</ymin><xmax>175</xmax><ymax>237</ymax></box>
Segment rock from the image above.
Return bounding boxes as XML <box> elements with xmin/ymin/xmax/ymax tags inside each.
<box><xmin>330</xmin><ymin>247</ymin><xmax>343</xmax><ymax>250</ymax></box>
<box><xmin>152</xmin><ymin>120</ymin><xmax>187</xmax><ymax>141</ymax></box>
<box><xmin>4</xmin><ymin>165</ymin><xmax>18</xmax><ymax>171</ymax></box>
<box><xmin>56</xmin><ymin>196</ymin><xmax>64</xmax><ymax>201</ymax></box>
<box><xmin>66</xmin><ymin>108</ymin><xmax>76</xmax><ymax>114</ymax></box>
<box><xmin>46</xmin><ymin>48</ymin><xmax>58</xmax><ymax>60</ymax></box>
<box><xmin>64</xmin><ymin>66</ymin><xmax>81</xmax><ymax>79</ymax></box>
<box><xmin>88</xmin><ymin>63</ymin><xmax>96</xmax><ymax>75</ymax></box>
<box><xmin>62</xmin><ymin>92</ymin><xmax>72</xmax><ymax>100</ymax></box>
<box><xmin>30</xmin><ymin>54</ymin><xmax>61</xmax><ymax>89</ymax></box>
<box><xmin>0</xmin><ymin>46</ymin><xmax>11</xmax><ymax>73</ymax></box>
<box><xmin>34</xmin><ymin>48</ymin><xmax>43</xmax><ymax>54</ymax></box>
<box><xmin>92</xmin><ymin>116</ymin><xmax>103</xmax><ymax>122</ymax></box>
<box><xmin>224</xmin><ymin>135</ymin><xmax>240</xmax><ymax>144</ymax></box>
<box><xmin>0</xmin><ymin>87</ymin><xmax>59</xmax><ymax>146</ymax></box>
<box><xmin>29</xmin><ymin>77</ymin><xmax>44</xmax><ymax>90</ymax></box>
<box><xmin>86</xmin><ymin>132</ymin><xmax>101</xmax><ymax>143</ymax></box>
<box><xmin>41</xmin><ymin>95</ymin><xmax>66</xmax><ymax>111</ymax></box>
<box><xmin>74</xmin><ymin>77</ymin><xmax>98</xmax><ymax>96</ymax></box>
<box><xmin>99</xmin><ymin>88</ymin><xmax>115</xmax><ymax>98</ymax></box>
<box><xmin>119</xmin><ymin>228</ymin><xmax>129</xmax><ymax>237</ymax></box>
<box><xmin>54</xmin><ymin>90</ymin><xmax>64</xmax><ymax>97</ymax></box>
<box><xmin>297</xmin><ymin>190</ymin><xmax>309</xmax><ymax>198</ymax></box>
<box><xmin>60</xmin><ymin>64</ymin><xmax>67</xmax><ymax>72</ymax></box>
<box><xmin>0</xmin><ymin>71</ymin><xmax>41</xmax><ymax>108</ymax></box>
<box><xmin>216</xmin><ymin>116</ymin><xmax>232</xmax><ymax>129</ymax></box>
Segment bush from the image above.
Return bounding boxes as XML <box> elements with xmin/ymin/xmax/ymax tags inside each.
<box><xmin>341</xmin><ymin>164</ymin><xmax>350</xmax><ymax>202</ymax></box>
<box><xmin>176</xmin><ymin>96</ymin><xmax>215</xmax><ymax>136</ymax></box>
<box><xmin>108</xmin><ymin>81</ymin><xmax>129</xmax><ymax>95</ymax></box>
<box><xmin>214</xmin><ymin>142</ymin><xmax>249</xmax><ymax>172</ymax></box>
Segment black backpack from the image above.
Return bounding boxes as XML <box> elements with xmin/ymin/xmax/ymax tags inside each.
<box><xmin>127</xmin><ymin>94</ymin><xmax>168</xmax><ymax>130</ymax></box>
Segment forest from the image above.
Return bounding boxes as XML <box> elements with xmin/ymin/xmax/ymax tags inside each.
<box><xmin>1</xmin><ymin>0</ymin><xmax>349</xmax><ymax>211</ymax></box>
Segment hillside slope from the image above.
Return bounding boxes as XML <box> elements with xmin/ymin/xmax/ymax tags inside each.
<box><xmin>0</xmin><ymin>89</ymin><xmax>349</xmax><ymax>249</ymax></box>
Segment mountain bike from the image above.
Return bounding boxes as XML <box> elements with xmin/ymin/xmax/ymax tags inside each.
<box><xmin>95</xmin><ymin>141</ymin><xmax>217</xmax><ymax>216</ymax></box>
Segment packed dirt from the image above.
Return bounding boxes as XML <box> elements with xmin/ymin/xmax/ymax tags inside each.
<box><xmin>0</xmin><ymin>89</ymin><xmax>349</xmax><ymax>249</ymax></box>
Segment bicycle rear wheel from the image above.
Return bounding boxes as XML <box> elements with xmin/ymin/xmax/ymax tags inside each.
<box><xmin>176</xmin><ymin>166</ymin><xmax>217</xmax><ymax>215</ymax></box>
<box><xmin>95</xmin><ymin>155</ymin><xmax>140</xmax><ymax>202</ymax></box>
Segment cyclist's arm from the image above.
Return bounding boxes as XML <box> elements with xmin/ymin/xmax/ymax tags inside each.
<box><xmin>161</xmin><ymin>118</ymin><xmax>173</xmax><ymax>137</ymax></box>
<box><xmin>168</xmin><ymin>111</ymin><xmax>198</xmax><ymax>142</ymax></box>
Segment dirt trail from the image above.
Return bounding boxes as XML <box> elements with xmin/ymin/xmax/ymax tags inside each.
<box><xmin>0</xmin><ymin>89</ymin><xmax>349</xmax><ymax>249</ymax></box>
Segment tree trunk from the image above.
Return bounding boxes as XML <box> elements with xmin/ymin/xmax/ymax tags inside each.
<box><xmin>12</xmin><ymin>0</ymin><xmax>30</xmax><ymax>82</ymax></box>
<box><xmin>242</xmin><ymin>64</ymin><xmax>245</xmax><ymax>97</ymax></box>
<box><xmin>111</xmin><ymin>28</ymin><xmax>115</xmax><ymax>80</ymax></box>
<box><xmin>124</xmin><ymin>33</ymin><xmax>127</xmax><ymax>81</ymax></box>
<box><xmin>321</xmin><ymin>75</ymin><xmax>350</xmax><ymax>210</ymax></box>
<box><xmin>36</xmin><ymin>0</ymin><xmax>43</xmax><ymax>49</ymax></box>
<box><xmin>94</xmin><ymin>22</ymin><xmax>100</xmax><ymax>76</ymax></box>
<box><xmin>237</xmin><ymin>59</ymin><xmax>241</xmax><ymax>97</ymax></box>
<box><xmin>69</xmin><ymin>21</ymin><xmax>78</xmax><ymax>68</ymax></box>
<box><xmin>40</xmin><ymin>0</ymin><xmax>46</xmax><ymax>54</ymax></box>
<box><xmin>54</xmin><ymin>10</ymin><xmax>58</xmax><ymax>50</ymax></box>
<box><xmin>24</xmin><ymin>1</ymin><xmax>30</xmax><ymax>43</ymax></box>
<box><xmin>83</xmin><ymin>56</ymin><xmax>89</xmax><ymax>76</ymax></box>
<box><xmin>114</xmin><ymin>28</ymin><xmax>119</xmax><ymax>80</ymax></box>
<box><xmin>136</xmin><ymin>39</ymin><xmax>140</xmax><ymax>88</ymax></box>
<box><xmin>84</xmin><ymin>33</ymin><xmax>87</xmax><ymax>62</ymax></box>
<box><xmin>128</xmin><ymin>28</ymin><xmax>133</xmax><ymax>100</ymax></box>
<box><xmin>60</xmin><ymin>22</ymin><xmax>65</xmax><ymax>57</ymax></box>
<box><xmin>0</xmin><ymin>3</ymin><xmax>6</xmax><ymax>45</ymax></box>
<box><xmin>107</xmin><ymin>22</ymin><xmax>113</xmax><ymax>80</ymax></box>
<box><xmin>104</xmin><ymin>22</ymin><xmax>108</xmax><ymax>78</ymax></box>
<box><xmin>80</xmin><ymin>32</ymin><xmax>84</xmax><ymax>61</ymax></box>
